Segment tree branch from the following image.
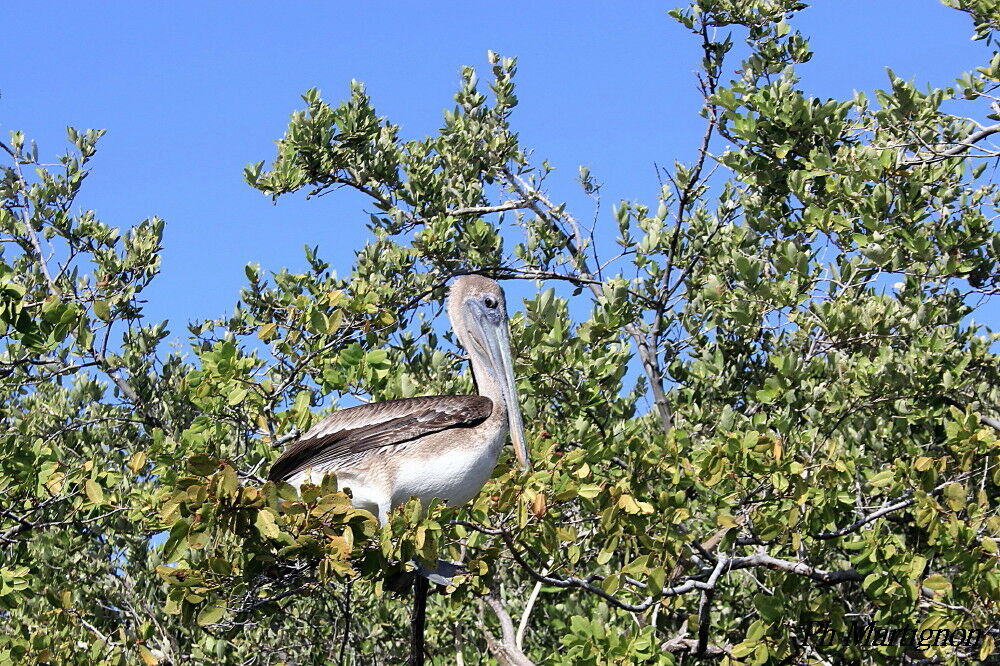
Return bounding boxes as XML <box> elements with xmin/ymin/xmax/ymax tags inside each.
<box><xmin>455</xmin><ymin>521</ymin><xmax>861</xmax><ymax>614</ymax></box>
<box><xmin>500</xmin><ymin>169</ymin><xmax>673</xmax><ymax>432</ymax></box>
<box><xmin>726</xmin><ymin>552</ymin><xmax>863</xmax><ymax>585</ymax></box>
<box><xmin>696</xmin><ymin>587</ymin><xmax>714</xmax><ymax>656</ymax></box>
<box><xmin>661</xmin><ymin>637</ymin><xmax>729</xmax><ymax>658</ymax></box>
<box><xmin>5</xmin><ymin>145</ymin><xmax>62</xmax><ymax>298</ymax></box>
<box><xmin>68</xmin><ymin>608</ymin><xmax>119</xmax><ymax>648</ymax></box>
<box><xmin>516</xmin><ymin>578</ymin><xmax>544</xmax><ymax>651</ymax></box>
<box><xmin>813</xmin><ymin>468</ymin><xmax>988</xmax><ymax>540</ymax></box>
<box><xmin>481</xmin><ymin>592</ymin><xmax>535</xmax><ymax>666</ymax></box>
<box><xmin>449</xmin><ymin>200</ymin><xmax>530</xmax><ymax>217</ymax></box>
<box><xmin>813</xmin><ymin>491</ymin><xmax>915</xmax><ymax>540</ymax></box>
<box><xmin>902</xmin><ymin>122</ymin><xmax>1000</xmax><ymax>166</ymax></box>
<box><xmin>980</xmin><ymin>413</ymin><xmax>1000</xmax><ymax>433</ymax></box>
<box><xmin>93</xmin><ymin>352</ymin><xmax>162</xmax><ymax>429</ymax></box>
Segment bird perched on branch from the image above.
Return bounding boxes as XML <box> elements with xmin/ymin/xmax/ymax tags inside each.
<box><xmin>268</xmin><ymin>275</ymin><xmax>530</xmax><ymax>582</ymax></box>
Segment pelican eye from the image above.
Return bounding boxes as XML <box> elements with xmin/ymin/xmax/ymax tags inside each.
<box><xmin>483</xmin><ymin>295</ymin><xmax>498</xmax><ymax>309</ymax></box>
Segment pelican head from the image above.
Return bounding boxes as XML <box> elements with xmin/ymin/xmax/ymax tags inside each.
<box><xmin>447</xmin><ymin>275</ymin><xmax>529</xmax><ymax>471</ymax></box>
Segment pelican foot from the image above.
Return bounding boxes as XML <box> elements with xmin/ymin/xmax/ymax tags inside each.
<box><xmin>415</xmin><ymin>559</ymin><xmax>465</xmax><ymax>586</ymax></box>
<box><xmin>384</xmin><ymin>559</ymin><xmax>465</xmax><ymax>594</ymax></box>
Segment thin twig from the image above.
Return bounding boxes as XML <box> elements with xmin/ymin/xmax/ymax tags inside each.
<box><xmin>6</xmin><ymin>145</ymin><xmax>61</xmax><ymax>297</ymax></box>
<box><xmin>339</xmin><ymin>581</ymin><xmax>351</xmax><ymax>665</ymax></box>
<box><xmin>516</xmin><ymin>579</ymin><xmax>544</xmax><ymax>651</ymax></box>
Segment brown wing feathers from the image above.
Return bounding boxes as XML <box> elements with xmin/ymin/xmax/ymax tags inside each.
<box><xmin>266</xmin><ymin>395</ymin><xmax>493</xmax><ymax>482</ymax></box>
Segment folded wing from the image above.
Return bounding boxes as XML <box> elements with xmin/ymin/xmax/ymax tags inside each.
<box><xmin>267</xmin><ymin>395</ymin><xmax>494</xmax><ymax>482</ymax></box>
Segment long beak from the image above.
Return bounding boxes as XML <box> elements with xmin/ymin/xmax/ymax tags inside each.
<box><xmin>483</xmin><ymin>319</ymin><xmax>530</xmax><ymax>472</ymax></box>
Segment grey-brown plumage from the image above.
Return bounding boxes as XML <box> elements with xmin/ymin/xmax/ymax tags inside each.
<box><xmin>267</xmin><ymin>275</ymin><xmax>529</xmax><ymax>526</ymax></box>
<box><xmin>267</xmin><ymin>396</ymin><xmax>493</xmax><ymax>484</ymax></box>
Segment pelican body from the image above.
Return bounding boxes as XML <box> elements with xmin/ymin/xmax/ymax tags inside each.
<box><xmin>267</xmin><ymin>276</ymin><xmax>529</xmax><ymax>524</ymax></box>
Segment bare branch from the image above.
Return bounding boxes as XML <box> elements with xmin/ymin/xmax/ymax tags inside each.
<box><xmin>813</xmin><ymin>467</ymin><xmax>991</xmax><ymax>540</ymax></box>
<box><xmin>93</xmin><ymin>352</ymin><xmax>162</xmax><ymax>429</ymax></box>
<box><xmin>516</xmin><ymin>578</ymin><xmax>544</xmax><ymax>651</ymax></box>
<box><xmin>274</xmin><ymin>427</ymin><xmax>301</xmax><ymax>447</ymax></box>
<box><xmin>902</xmin><ymin>122</ymin><xmax>1000</xmax><ymax>166</ymax></box>
<box><xmin>481</xmin><ymin>592</ymin><xmax>536</xmax><ymax>666</ymax></box>
<box><xmin>696</xmin><ymin>588</ymin><xmax>714</xmax><ymax>656</ymax></box>
<box><xmin>409</xmin><ymin>576</ymin><xmax>429</xmax><ymax>666</ymax></box>
<box><xmin>68</xmin><ymin>608</ymin><xmax>120</xmax><ymax>648</ymax></box>
<box><xmin>455</xmin><ymin>521</ymin><xmax>861</xmax><ymax>614</ymax></box>
<box><xmin>727</xmin><ymin>552</ymin><xmax>863</xmax><ymax>585</ymax></box>
<box><xmin>661</xmin><ymin>637</ymin><xmax>729</xmax><ymax>658</ymax></box>
<box><xmin>813</xmin><ymin>491</ymin><xmax>915</xmax><ymax>540</ymax></box>
<box><xmin>450</xmin><ymin>200</ymin><xmax>530</xmax><ymax>216</ymax></box>
<box><xmin>978</xmin><ymin>413</ymin><xmax>1000</xmax><ymax>433</ymax></box>
<box><xmin>501</xmin><ymin>169</ymin><xmax>673</xmax><ymax>431</ymax></box>
<box><xmin>5</xmin><ymin>145</ymin><xmax>62</xmax><ymax>298</ymax></box>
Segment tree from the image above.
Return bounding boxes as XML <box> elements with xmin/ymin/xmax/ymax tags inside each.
<box><xmin>3</xmin><ymin>1</ymin><xmax>1000</xmax><ymax>663</ymax></box>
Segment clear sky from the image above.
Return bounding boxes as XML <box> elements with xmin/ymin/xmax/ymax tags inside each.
<box><xmin>3</xmin><ymin>2</ymin><xmax>992</xmax><ymax>333</ymax></box>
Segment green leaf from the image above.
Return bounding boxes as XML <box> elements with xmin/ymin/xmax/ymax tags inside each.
<box><xmin>308</xmin><ymin>309</ymin><xmax>328</xmax><ymax>334</ymax></box>
<box><xmin>138</xmin><ymin>645</ymin><xmax>159</xmax><ymax>666</ymax></box>
<box><xmin>255</xmin><ymin>509</ymin><xmax>281</xmax><ymax>539</ymax></box>
<box><xmin>92</xmin><ymin>300</ymin><xmax>111</xmax><ymax>321</ymax></box>
<box><xmin>752</xmin><ymin>594</ymin><xmax>782</xmax><ymax>622</ymax></box>
<box><xmin>161</xmin><ymin>519</ymin><xmax>190</xmax><ymax>562</ymax></box>
<box><xmin>868</xmin><ymin>470</ymin><xmax>893</xmax><ymax>488</ymax></box>
<box><xmin>186</xmin><ymin>454</ymin><xmax>219</xmax><ymax>476</ymax></box>
<box><xmin>257</xmin><ymin>322</ymin><xmax>277</xmax><ymax>340</ymax></box>
<box><xmin>922</xmin><ymin>574</ymin><xmax>951</xmax><ymax>594</ymax></box>
<box><xmin>84</xmin><ymin>479</ymin><xmax>105</xmax><ymax>505</ymax></box>
<box><xmin>128</xmin><ymin>451</ymin><xmax>147</xmax><ymax>474</ymax></box>
<box><xmin>227</xmin><ymin>385</ymin><xmax>248</xmax><ymax>406</ymax></box>
<box><xmin>197</xmin><ymin>602</ymin><xmax>225</xmax><ymax>626</ymax></box>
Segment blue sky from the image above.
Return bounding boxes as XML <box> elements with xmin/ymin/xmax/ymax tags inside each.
<box><xmin>4</xmin><ymin>1</ymin><xmax>992</xmax><ymax>333</ymax></box>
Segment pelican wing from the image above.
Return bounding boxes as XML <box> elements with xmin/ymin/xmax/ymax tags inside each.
<box><xmin>267</xmin><ymin>395</ymin><xmax>493</xmax><ymax>482</ymax></box>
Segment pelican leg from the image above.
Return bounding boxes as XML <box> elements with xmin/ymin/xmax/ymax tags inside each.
<box><xmin>409</xmin><ymin>575</ymin><xmax>429</xmax><ymax>666</ymax></box>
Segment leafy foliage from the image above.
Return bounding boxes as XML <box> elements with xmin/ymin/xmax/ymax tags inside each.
<box><xmin>3</xmin><ymin>1</ymin><xmax>1000</xmax><ymax>664</ymax></box>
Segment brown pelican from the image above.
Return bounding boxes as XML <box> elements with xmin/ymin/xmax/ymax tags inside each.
<box><xmin>267</xmin><ymin>275</ymin><xmax>529</xmax><ymax>525</ymax></box>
